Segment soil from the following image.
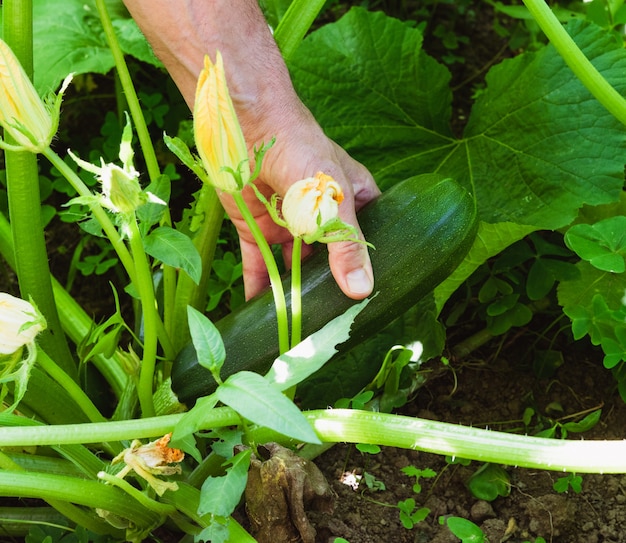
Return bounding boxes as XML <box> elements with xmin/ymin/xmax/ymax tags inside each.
<box><xmin>300</xmin><ymin>339</ymin><xmax>626</xmax><ymax>543</ymax></box>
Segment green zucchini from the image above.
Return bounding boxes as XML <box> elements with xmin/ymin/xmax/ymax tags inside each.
<box><xmin>172</xmin><ymin>174</ymin><xmax>477</xmax><ymax>405</ymax></box>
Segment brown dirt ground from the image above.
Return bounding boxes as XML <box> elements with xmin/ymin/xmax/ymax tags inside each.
<box><xmin>301</xmin><ymin>340</ymin><xmax>626</xmax><ymax>543</ymax></box>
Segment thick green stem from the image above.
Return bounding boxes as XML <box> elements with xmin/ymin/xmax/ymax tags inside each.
<box><xmin>0</xmin><ymin>450</ymin><xmax>119</xmax><ymax>537</ymax></box>
<box><xmin>127</xmin><ymin>218</ymin><xmax>158</xmax><ymax>418</ymax></box>
<box><xmin>523</xmin><ymin>0</ymin><xmax>626</xmax><ymax>126</ymax></box>
<box><xmin>290</xmin><ymin>237</ymin><xmax>303</xmax><ymax>347</ymax></box>
<box><xmin>233</xmin><ymin>192</ymin><xmax>289</xmax><ymax>354</ymax></box>
<box><xmin>170</xmin><ymin>185</ymin><xmax>224</xmax><ymax>354</ymax></box>
<box><xmin>36</xmin><ymin>347</ymin><xmax>106</xmax><ymax>423</ymax></box>
<box><xmin>0</xmin><ymin>471</ymin><xmax>161</xmax><ymax>532</ymax></box>
<box><xmin>2</xmin><ymin>408</ymin><xmax>626</xmax><ymax>474</ymax></box>
<box><xmin>273</xmin><ymin>0</ymin><xmax>327</xmax><ymax>60</ymax></box>
<box><xmin>3</xmin><ymin>0</ymin><xmax>76</xmax><ymax>378</ymax></box>
<box><xmin>303</xmin><ymin>409</ymin><xmax>626</xmax><ymax>473</ymax></box>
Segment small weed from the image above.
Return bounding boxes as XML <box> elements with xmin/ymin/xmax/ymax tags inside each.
<box><xmin>553</xmin><ymin>472</ymin><xmax>583</xmax><ymax>494</ymax></box>
<box><xmin>401</xmin><ymin>465</ymin><xmax>436</xmax><ymax>494</ymax></box>
<box><xmin>467</xmin><ymin>463</ymin><xmax>510</xmax><ymax>501</ymax></box>
<box><xmin>397</xmin><ymin>498</ymin><xmax>429</xmax><ymax>529</ymax></box>
<box><xmin>362</xmin><ymin>471</ymin><xmax>386</xmax><ymax>492</ymax></box>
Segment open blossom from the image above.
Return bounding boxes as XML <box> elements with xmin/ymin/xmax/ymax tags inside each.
<box><xmin>282</xmin><ymin>172</ymin><xmax>344</xmax><ymax>239</ymax></box>
<box><xmin>68</xmin><ymin>117</ymin><xmax>164</xmax><ymax>217</ymax></box>
<box><xmin>109</xmin><ymin>433</ymin><xmax>184</xmax><ymax>496</ymax></box>
<box><xmin>0</xmin><ymin>38</ymin><xmax>71</xmax><ymax>153</ymax></box>
<box><xmin>0</xmin><ymin>293</ymin><xmax>46</xmax><ymax>356</ymax></box>
<box><xmin>194</xmin><ymin>52</ymin><xmax>249</xmax><ymax>193</ymax></box>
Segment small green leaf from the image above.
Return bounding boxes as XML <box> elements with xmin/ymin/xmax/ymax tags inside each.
<box><xmin>143</xmin><ymin>226</ymin><xmax>202</xmax><ymax>284</ymax></box>
<box><xmin>198</xmin><ymin>449</ymin><xmax>251</xmax><ymax>517</ymax></box>
<box><xmin>562</xmin><ymin>409</ymin><xmax>601</xmax><ymax>433</ymax></box>
<box><xmin>171</xmin><ymin>394</ymin><xmax>219</xmax><ymax>457</ymax></box>
<box><xmin>187</xmin><ymin>306</ymin><xmax>225</xmax><ymax>376</ymax></box>
<box><xmin>356</xmin><ymin>443</ymin><xmax>381</xmax><ymax>455</ymax></box>
<box><xmin>196</xmin><ymin>522</ymin><xmax>229</xmax><ymax>543</ymax></box>
<box><xmin>565</xmin><ymin>217</ymin><xmax>626</xmax><ymax>273</ymax></box>
<box><xmin>137</xmin><ymin>174</ymin><xmax>170</xmax><ymax>230</ymax></box>
<box><xmin>467</xmin><ymin>464</ymin><xmax>510</xmax><ymax>501</ymax></box>
<box><xmin>446</xmin><ymin>517</ymin><xmax>485</xmax><ymax>542</ymax></box>
<box><xmin>217</xmin><ymin>371</ymin><xmax>320</xmax><ymax>444</ymax></box>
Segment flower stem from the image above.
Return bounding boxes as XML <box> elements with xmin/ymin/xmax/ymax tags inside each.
<box><xmin>94</xmin><ymin>0</ymin><xmax>182</xmax><ymax>352</ymax></box>
<box><xmin>42</xmin><ymin>148</ymin><xmax>138</xmax><ymax>285</ymax></box>
<box><xmin>290</xmin><ymin>237</ymin><xmax>303</xmax><ymax>348</ymax></box>
<box><xmin>232</xmin><ymin>192</ymin><xmax>289</xmax><ymax>354</ymax></box>
<box><xmin>523</xmin><ymin>0</ymin><xmax>626</xmax><ymax>126</ymax></box>
<box><xmin>93</xmin><ymin>0</ymin><xmax>160</xmax><ymax>184</ymax></box>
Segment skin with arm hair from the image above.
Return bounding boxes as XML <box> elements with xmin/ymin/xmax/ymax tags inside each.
<box><xmin>123</xmin><ymin>0</ymin><xmax>379</xmax><ymax>300</ymax></box>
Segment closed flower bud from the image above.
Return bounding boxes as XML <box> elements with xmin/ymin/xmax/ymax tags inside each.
<box><xmin>282</xmin><ymin>172</ymin><xmax>344</xmax><ymax>239</ymax></box>
<box><xmin>0</xmin><ymin>39</ymin><xmax>70</xmax><ymax>153</ymax></box>
<box><xmin>0</xmin><ymin>293</ymin><xmax>46</xmax><ymax>356</ymax></box>
<box><xmin>194</xmin><ymin>52</ymin><xmax>249</xmax><ymax>193</ymax></box>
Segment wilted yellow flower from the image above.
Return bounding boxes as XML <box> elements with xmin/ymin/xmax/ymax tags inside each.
<box><xmin>282</xmin><ymin>172</ymin><xmax>344</xmax><ymax>239</ymax></box>
<box><xmin>194</xmin><ymin>52</ymin><xmax>249</xmax><ymax>193</ymax></box>
<box><xmin>0</xmin><ymin>293</ymin><xmax>46</xmax><ymax>356</ymax></box>
<box><xmin>109</xmin><ymin>433</ymin><xmax>184</xmax><ymax>496</ymax></box>
<box><xmin>0</xmin><ymin>39</ymin><xmax>70</xmax><ymax>153</ymax></box>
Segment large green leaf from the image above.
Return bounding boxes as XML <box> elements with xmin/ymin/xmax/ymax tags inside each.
<box><xmin>217</xmin><ymin>371</ymin><xmax>320</xmax><ymax>444</ymax></box>
<box><xmin>290</xmin><ymin>8</ymin><xmax>625</xmax><ymax>230</ymax></box>
<box><xmin>290</xmin><ymin>7</ymin><xmax>453</xmax><ymax>178</ymax></box>
<box><xmin>22</xmin><ymin>0</ymin><xmax>159</xmax><ymax>94</ymax></box>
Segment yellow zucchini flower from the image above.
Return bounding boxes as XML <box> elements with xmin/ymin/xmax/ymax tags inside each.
<box><xmin>193</xmin><ymin>52</ymin><xmax>249</xmax><ymax>193</ymax></box>
<box><xmin>282</xmin><ymin>172</ymin><xmax>344</xmax><ymax>239</ymax></box>
<box><xmin>0</xmin><ymin>38</ymin><xmax>70</xmax><ymax>153</ymax></box>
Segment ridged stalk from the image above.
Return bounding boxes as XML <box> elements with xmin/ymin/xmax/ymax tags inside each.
<box><xmin>2</xmin><ymin>0</ymin><xmax>76</xmax><ymax>378</ymax></box>
<box><xmin>273</xmin><ymin>0</ymin><xmax>327</xmax><ymax>60</ymax></box>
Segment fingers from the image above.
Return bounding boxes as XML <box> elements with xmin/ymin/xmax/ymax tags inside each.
<box><xmin>326</xmin><ymin>155</ymin><xmax>379</xmax><ymax>299</ymax></box>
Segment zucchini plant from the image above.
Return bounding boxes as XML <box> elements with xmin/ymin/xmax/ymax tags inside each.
<box><xmin>0</xmin><ymin>0</ymin><xmax>626</xmax><ymax>542</ymax></box>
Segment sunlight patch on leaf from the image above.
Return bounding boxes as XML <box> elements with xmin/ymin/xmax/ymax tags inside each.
<box><xmin>265</xmin><ymin>297</ymin><xmax>370</xmax><ymax>390</ymax></box>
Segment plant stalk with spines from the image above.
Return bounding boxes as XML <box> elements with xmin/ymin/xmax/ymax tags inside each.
<box><xmin>2</xmin><ymin>408</ymin><xmax>626</xmax><ymax>474</ymax></box>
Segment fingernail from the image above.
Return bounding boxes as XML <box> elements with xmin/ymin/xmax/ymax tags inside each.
<box><xmin>346</xmin><ymin>268</ymin><xmax>373</xmax><ymax>296</ymax></box>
